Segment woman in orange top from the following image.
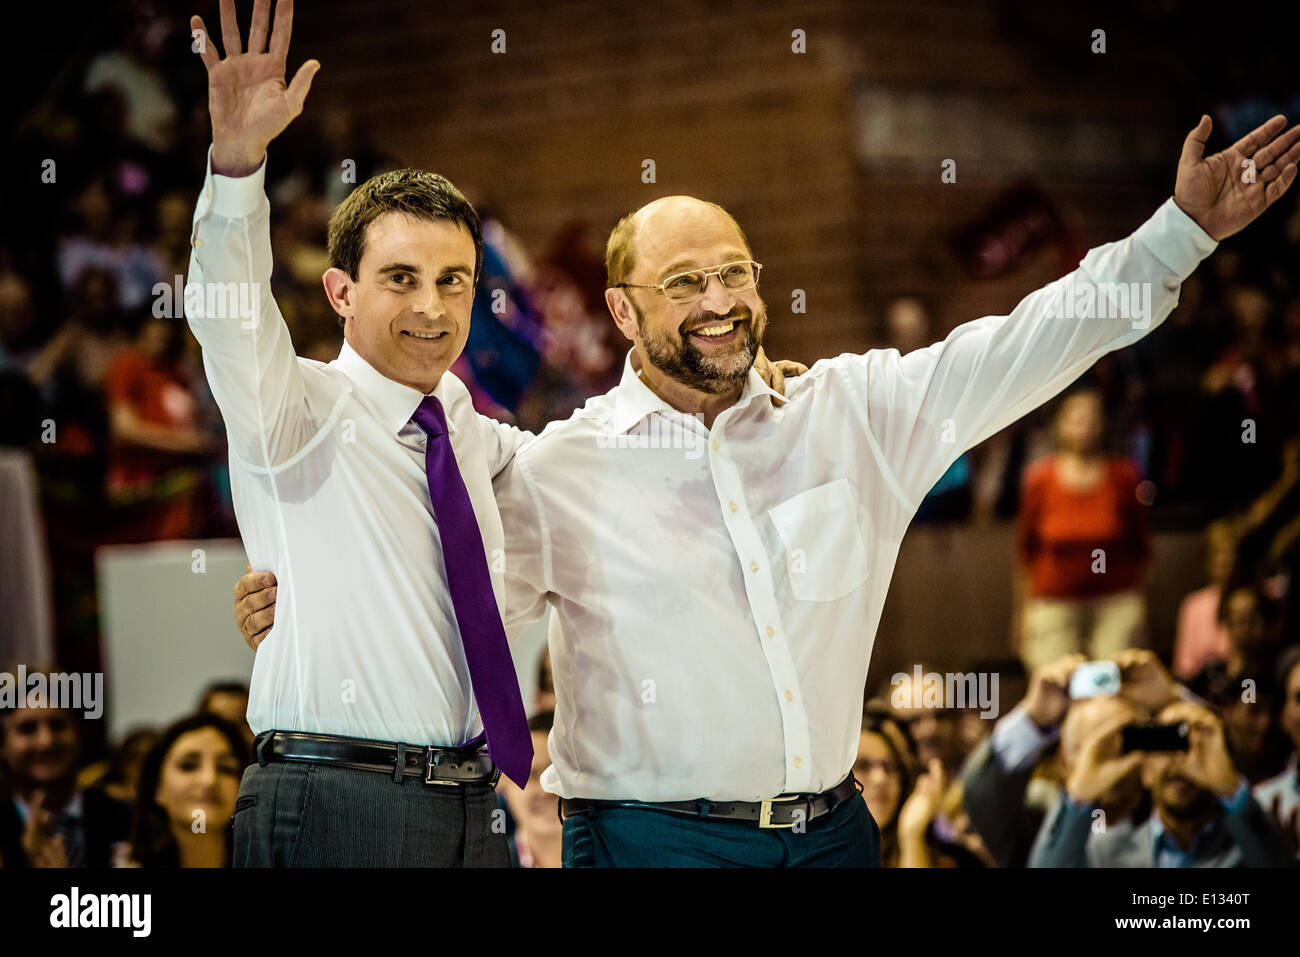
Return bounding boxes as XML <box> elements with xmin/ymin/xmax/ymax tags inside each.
<box><xmin>1014</xmin><ymin>388</ymin><xmax>1152</xmax><ymax>671</ymax></box>
<box><xmin>104</xmin><ymin>314</ymin><xmax>216</xmax><ymax>541</ymax></box>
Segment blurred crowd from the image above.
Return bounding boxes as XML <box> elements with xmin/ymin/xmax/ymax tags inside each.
<box><xmin>6</xmin><ymin>636</ymin><xmax>1297</xmax><ymax>868</ymax></box>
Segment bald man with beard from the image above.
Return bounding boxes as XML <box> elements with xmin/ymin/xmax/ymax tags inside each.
<box><xmin>1057</xmin><ymin>701</ymin><xmax>1294</xmax><ymax>867</ymax></box>
<box><xmin>1026</xmin><ymin>693</ymin><xmax>1152</xmax><ymax>867</ymax></box>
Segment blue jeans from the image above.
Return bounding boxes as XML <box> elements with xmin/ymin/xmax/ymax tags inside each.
<box><xmin>561</xmin><ymin>792</ymin><xmax>881</xmax><ymax>867</ymax></box>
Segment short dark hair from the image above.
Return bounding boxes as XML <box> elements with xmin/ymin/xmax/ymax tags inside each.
<box><xmin>326</xmin><ymin>169</ymin><xmax>483</xmax><ymax>323</ymax></box>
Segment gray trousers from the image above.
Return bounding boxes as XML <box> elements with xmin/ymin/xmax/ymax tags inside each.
<box><xmin>231</xmin><ymin>761</ymin><xmax>510</xmax><ymax>867</ymax></box>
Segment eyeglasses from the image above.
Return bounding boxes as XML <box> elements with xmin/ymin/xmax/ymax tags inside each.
<box><xmin>613</xmin><ymin>260</ymin><xmax>762</xmax><ymax>302</ymax></box>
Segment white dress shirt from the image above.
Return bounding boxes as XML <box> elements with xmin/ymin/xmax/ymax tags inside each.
<box><xmin>496</xmin><ymin>197</ymin><xmax>1217</xmax><ymax>802</ymax></box>
<box><xmin>186</xmin><ymin>149</ymin><xmax>530</xmax><ymax>746</ymax></box>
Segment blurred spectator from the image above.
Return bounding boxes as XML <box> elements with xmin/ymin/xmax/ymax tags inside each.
<box><xmin>1197</xmin><ymin>282</ymin><xmax>1289</xmax><ymax>516</ymax></box>
<box><xmin>1204</xmin><ymin>652</ymin><xmax>1289</xmax><ymax>785</ymax></box>
<box><xmin>56</xmin><ymin>176</ymin><xmax>165</xmax><ymax>313</ymax></box>
<box><xmin>0</xmin><ymin>267</ymin><xmax>39</xmax><ymax>372</ymax></box>
<box><xmin>0</xmin><ymin>674</ymin><xmax>131</xmax><ymax>868</ymax></box>
<box><xmin>965</xmin><ymin>650</ymin><xmax>1174</xmax><ymax>867</ymax></box>
<box><xmin>859</xmin><ymin>702</ymin><xmax>985</xmax><ymax>867</ymax></box>
<box><xmin>889</xmin><ymin>296</ymin><xmax>974</xmax><ymax>523</ymax></box>
<box><xmin>78</xmin><ymin>727</ymin><xmax>161</xmax><ymax>805</ymax></box>
<box><xmin>104</xmin><ymin>313</ymin><xmax>216</xmax><ymax>541</ymax></box>
<box><xmin>27</xmin><ymin>266</ymin><xmax>129</xmax><ymax>397</ymax></box>
<box><xmin>855</xmin><ymin>706</ymin><xmax>915</xmax><ymax>866</ymax></box>
<box><xmin>82</xmin><ymin>9</ymin><xmax>179</xmax><ymax>154</ymax></box>
<box><xmin>1014</xmin><ymin>388</ymin><xmax>1151</xmax><ymax>671</ymax></box>
<box><xmin>1189</xmin><ymin>582</ymin><xmax>1284</xmax><ymax>696</ymax></box>
<box><xmin>1027</xmin><ymin>694</ymin><xmax>1151</xmax><ymax>866</ymax></box>
<box><xmin>534</xmin><ymin>649</ymin><xmax>555</xmax><ymax>715</ymax></box>
<box><xmin>151</xmin><ymin>190</ymin><xmax>196</xmax><ymax>282</ymax></box>
<box><xmin>1081</xmin><ymin>701</ymin><xmax>1293</xmax><ymax>866</ymax></box>
<box><xmin>500</xmin><ymin>711</ymin><xmax>561</xmax><ymax>869</ymax></box>
<box><xmin>128</xmin><ymin>713</ymin><xmax>247</xmax><ymax>867</ymax></box>
<box><xmin>1254</xmin><ymin>645</ymin><xmax>1300</xmax><ymax>855</ymax></box>
<box><xmin>887</xmin><ymin>665</ymin><xmax>966</xmax><ymax>782</ymax></box>
<box><xmin>1172</xmin><ymin>518</ymin><xmax>1241</xmax><ymax>680</ymax></box>
<box><xmin>1230</xmin><ymin>426</ymin><xmax>1300</xmax><ymax>647</ymax></box>
<box><xmin>517</xmin><ymin>222</ymin><xmax>622</xmax><ymax>430</ymax></box>
<box><xmin>0</xmin><ymin>268</ymin><xmax>42</xmax><ymax>446</ymax></box>
<box><xmin>197</xmin><ymin>682</ymin><xmax>253</xmax><ymax>753</ymax></box>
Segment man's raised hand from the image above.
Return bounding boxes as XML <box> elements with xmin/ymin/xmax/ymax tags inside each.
<box><xmin>1175</xmin><ymin>113</ymin><xmax>1300</xmax><ymax>241</ymax></box>
<box><xmin>192</xmin><ymin>0</ymin><xmax>320</xmax><ymax>177</ymax></box>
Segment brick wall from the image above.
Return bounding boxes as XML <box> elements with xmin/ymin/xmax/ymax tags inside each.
<box><xmin>293</xmin><ymin>0</ymin><xmax>1186</xmax><ymax>360</ymax></box>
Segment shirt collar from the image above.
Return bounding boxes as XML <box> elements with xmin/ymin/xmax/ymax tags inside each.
<box><xmin>331</xmin><ymin>339</ymin><xmax>458</xmax><ymax>436</ymax></box>
<box><xmin>607</xmin><ymin>347</ymin><xmax>787</xmax><ymax>435</ymax></box>
<box><xmin>1149</xmin><ymin>809</ymin><xmax>1217</xmax><ymax>861</ymax></box>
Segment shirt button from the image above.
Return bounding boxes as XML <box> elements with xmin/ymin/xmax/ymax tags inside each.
<box><xmin>711</xmin><ymin>439</ymin><xmax>719</xmax><ymax>450</ymax></box>
<box><xmin>729</xmin><ymin>501</ymin><xmax>737</xmax><ymax>512</ymax></box>
<box><xmin>194</xmin><ymin>238</ymin><xmax>204</xmax><ymax>247</ymax></box>
<box><xmin>793</xmin><ymin>756</ymin><xmax>803</xmax><ymax>768</ymax></box>
<box><xmin>784</xmin><ymin>690</ymin><xmax>793</xmax><ymax>702</ymax></box>
<box><xmin>749</xmin><ymin>561</ymin><xmax>759</xmax><ymax>572</ymax></box>
<box><xmin>766</xmin><ymin>626</ymin><xmax>775</xmax><ymax>637</ymax></box>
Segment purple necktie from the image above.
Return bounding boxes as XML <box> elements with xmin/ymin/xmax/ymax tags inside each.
<box><xmin>412</xmin><ymin>395</ymin><xmax>532</xmax><ymax>788</ymax></box>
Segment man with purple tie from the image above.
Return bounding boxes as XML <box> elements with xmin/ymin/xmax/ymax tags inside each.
<box><xmin>186</xmin><ymin>0</ymin><xmax>531</xmax><ymax>865</ymax></box>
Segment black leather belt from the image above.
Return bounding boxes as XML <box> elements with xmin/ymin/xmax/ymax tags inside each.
<box><xmin>253</xmin><ymin>730</ymin><xmax>499</xmax><ymax>787</ymax></box>
<box><xmin>560</xmin><ymin>774</ymin><xmax>860</xmax><ymax>829</ymax></box>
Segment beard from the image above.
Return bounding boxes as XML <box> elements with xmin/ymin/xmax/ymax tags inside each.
<box><xmin>634</xmin><ymin>300</ymin><xmax>764</xmax><ymax>395</ymax></box>
<box><xmin>1157</xmin><ymin>773</ymin><xmax>1215</xmax><ymax>819</ymax></box>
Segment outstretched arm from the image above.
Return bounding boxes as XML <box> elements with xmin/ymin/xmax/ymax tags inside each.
<box><xmin>187</xmin><ymin>0</ymin><xmax>322</xmax><ymax>467</ymax></box>
<box><xmin>841</xmin><ymin>114</ymin><xmax>1297</xmax><ymax>513</ymax></box>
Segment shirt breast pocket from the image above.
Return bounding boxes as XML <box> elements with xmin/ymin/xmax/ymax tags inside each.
<box><xmin>767</xmin><ymin>478</ymin><xmax>869</xmax><ymax>602</ymax></box>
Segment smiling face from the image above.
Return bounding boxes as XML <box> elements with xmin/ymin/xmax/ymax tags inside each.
<box><xmin>1</xmin><ymin>706</ymin><xmax>78</xmax><ymax>790</ymax></box>
<box><xmin>154</xmin><ymin>726</ymin><xmax>242</xmax><ymax>833</ymax></box>
<box><xmin>323</xmin><ymin>211</ymin><xmax>476</xmax><ymax>394</ymax></box>
<box><xmin>606</xmin><ymin>197</ymin><xmax>766</xmax><ymax>396</ymax></box>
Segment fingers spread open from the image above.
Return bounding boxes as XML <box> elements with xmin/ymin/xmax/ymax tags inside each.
<box><xmin>1265</xmin><ymin>164</ymin><xmax>1298</xmax><ymax>207</ymax></box>
<box><xmin>190</xmin><ymin>16</ymin><xmax>220</xmax><ymax>71</ymax></box>
<box><xmin>219</xmin><ymin>0</ymin><xmax>243</xmax><ymax>59</ymax></box>
<box><xmin>269</xmin><ymin>0</ymin><xmax>295</xmax><ymax>68</ymax></box>
<box><xmin>248</xmin><ymin>0</ymin><xmax>271</xmax><ymax>54</ymax></box>
<box><xmin>286</xmin><ymin>58</ymin><xmax>320</xmax><ymax>114</ymax></box>
<box><xmin>1231</xmin><ymin>113</ymin><xmax>1287</xmax><ymax>159</ymax></box>
<box><xmin>1179</xmin><ymin>114</ymin><xmax>1212</xmax><ymax>167</ymax></box>
<box><xmin>1252</xmin><ymin>122</ymin><xmax>1300</xmax><ymax>170</ymax></box>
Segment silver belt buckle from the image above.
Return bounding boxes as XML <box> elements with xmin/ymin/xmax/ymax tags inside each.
<box><xmin>758</xmin><ymin>795</ymin><xmax>802</xmax><ymax>829</ymax></box>
<box><xmin>424</xmin><ymin>747</ymin><xmax>460</xmax><ymax>786</ymax></box>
